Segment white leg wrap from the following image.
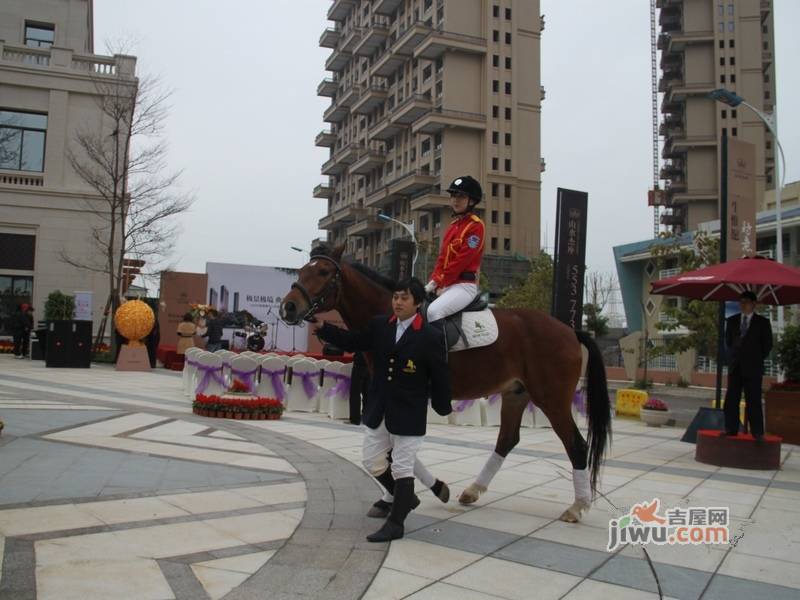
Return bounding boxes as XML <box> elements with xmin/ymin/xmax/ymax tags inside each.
<box><xmin>559</xmin><ymin>468</ymin><xmax>592</xmax><ymax>523</ymax></box>
<box><xmin>475</xmin><ymin>452</ymin><xmax>505</xmax><ymax>488</ymax></box>
<box><xmin>381</xmin><ymin>490</ymin><xmax>393</xmax><ymax>503</ymax></box>
<box><xmin>414</xmin><ymin>458</ymin><xmax>435</xmax><ymax>488</ymax></box>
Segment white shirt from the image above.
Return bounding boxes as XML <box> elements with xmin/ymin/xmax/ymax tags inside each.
<box><xmin>395</xmin><ymin>315</ymin><xmax>416</xmax><ymax>343</ymax></box>
<box><xmin>741</xmin><ymin>313</ymin><xmax>750</xmax><ymax>333</ymax></box>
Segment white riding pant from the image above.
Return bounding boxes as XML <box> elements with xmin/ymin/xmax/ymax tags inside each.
<box><xmin>362</xmin><ymin>419</ymin><xmax>424</xmax><ymax>480</ymax></box>
<box><xmin>427</xmin><ymin>282</ymin><xmax>478</xmax><ymax>322</ymax></box>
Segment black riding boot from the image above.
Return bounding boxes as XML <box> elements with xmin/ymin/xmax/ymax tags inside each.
<box><xmin>367</xmin><ymin>468</ymin><xmax>396</xmax><ymax>518</ymax></box>
<box><xmin>367</xmin><ymin>477</ymin><xmax>416</xmax><ymax>542</ymax></box>
<box><xmin>428</xmin><ymin>319</ymin><xmax>448</xmax><ymax>361</ymax></box>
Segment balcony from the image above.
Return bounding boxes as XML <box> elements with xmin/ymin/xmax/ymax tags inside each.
<box><xmin>389</xmin><ymin>94</ymin><xmax>433</xmax><ymax>125</ymax></box>
<box><xmin>323</xmin><ymin>101</ymin><xmax>348</xmax><ymax>124</ymax></box>
<box><xmin>387</xmin><ymin>169</ymin><xmax>438</xmax><ymax>197</ymax></box>
<box><xmin>665</xmin><ymin>176</ymin><xmax>687</xmax><ymax>193</ymax></box>
<box><xmin>762</xmin><ymin>50</ymin><xmax>773</xmax><ymax>68</ymax></box>
<box><xmin>315</xmin><ymin>130</ymin><xmax>336</xmax><ymax>147</ymax></box>
<box><xmin>353</xmin><ymin>17</ymin><xmax>391</xmax><ymax>57</ymax></box>
<box><xmin>0</xmin><ymin>43</ymin><xmax>135</xmax><ymax>78</ymax></box>
<box><xmin>352</xmin><ymin>81</ymin><xmax>388</xmax><ymax>114</ymax></box>
<box><xmin>319</xmin><ymin>28</ymin><xmax>340</xmax><ymax>49</ymax></box>
<box><xmin>333</xmin><ymin>204</ymin><xmax>367</xmax><ymax>224</ymax></box>
<box><xmin>317</xmin><ymin>77</ymin><xmax>337</xmax><ymax>97</ymax></box>
<box><xmin>410</xmin><ymin>191</ymin><xmax>449</xmax><ymax>212</ymax></box>
<box><xmin>370</xmin><ymin>43</ymin><xmax>407</xmax><ymax>77</ymax></box>
<box><xmin>415</xmin><ymin>29</ymin><xmax>487</xmax><ymax>60</ymax></box>
<box><xmin>369</xmin><ymin>116</ymin><xmax>404</xmax><ymax>141</ymax></box>
<box><xmin>337</xmin><ymin>84</ymin><xmax>360</xmax><ymax>109</ymax></box>
<box><xmin>327</xmin><ymin>0</ymin><xmax>356</xmax><ymax>22</ymax></box>
<box><xmin>658</xmin><ymin>68</ymin><xmax>683</xmax><ymax>93</ymax></box>
<box><xmin>321</xmin><ymin>155</ymin><xmax>346</xmax><ymax>176</ymax></box>
<box><xmin>351</xmin><ymin>148</ymin><xmax>386</xmax><ymax>174</ymax></box>
<box><xmin>319</xmin><ymin>213</ymin><xmax>336</xmax><ymax>230</ymax></box>
<box><xmin>659</xmin><ymin>160</ymin><xmax>684</xmax><ymax>180</ymax></box>
<box><xmin>340</xmin><ymin>27</ymin><xmax>362</xmax><ymax>53</ymax></box>
<box><xmin>325</xmin><ymin>48</ymin><xmax>351</xmax><ymax>72</ymax></box>
<box><xmin>335</xmin><ymin>142</ymin><xmax>363</xmax><ymax>166</ymax></box>
<box><xmin>664</xmin><ymin>30</ymin><xmax>714</xmax><ymax>53</ymax></box>
<box><xmin>373</xmin><ymin>0</ymin><xmax>403</xmax><ymax>16</ymax></box>
<box><xmin>394</xmin><ymin>22</ymin><xmax>433</xmax><ymax>55</ymax></box>
<box><xmin>412</xmin><ymin>106</ymin><xmax>486</xmax><ymax>135</ymax></box>
<box><xmin>665</xmin><ymin>81</ymin><xmax>715</xmax><ymax>104</ymax></box>
<box><xmin>313</xmin><ymin>183</ymin><xmax>334</xmax><ymax>198</ymax></box>
<box><xmin>659</xmin><ymin>10</ymin><xmax>681</xmax><ymax>33</ymax></box>
<box><xmin>660</xmin><ymin>210</ymin><xmax>686</xmax><ymax>227</ymax></box>
<box><xmin>347</xmin><ymin>213</ymin><xmax>386</xmax><ymax>236</ymax></box>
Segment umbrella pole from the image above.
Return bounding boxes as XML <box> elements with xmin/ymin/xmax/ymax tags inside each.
<box><xmin>714</xmin><ymin>302</ymin><xmax>726</xmax><ymax>409</ymax></box>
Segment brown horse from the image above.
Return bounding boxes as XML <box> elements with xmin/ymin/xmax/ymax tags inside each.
<box><xmin>280</xmin><ymin>245</ymin><xmax>611</xmax><ymax>522</ymax></box>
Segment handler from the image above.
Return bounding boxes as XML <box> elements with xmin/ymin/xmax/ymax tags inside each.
<box><xmin>315</xmin><ymin>278</ymin><xmax>452</xmax><ymax>542</ymax></box>
<box><xmin>425</xmin><ymin>175</ymin><xmax>486</xmax><ymax>323</ymax></box>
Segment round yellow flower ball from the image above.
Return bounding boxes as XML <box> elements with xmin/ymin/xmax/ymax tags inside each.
<box><xmin>114</xmin><ymin>300</ymin><xmax>155</xmax><ymax>346</ymax></box>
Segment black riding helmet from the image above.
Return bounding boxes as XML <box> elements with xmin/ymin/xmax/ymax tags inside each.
<box><xmin>446</xmin><ymin>175</ymin><xmax>483</xmax><ymax>207</ymax></box>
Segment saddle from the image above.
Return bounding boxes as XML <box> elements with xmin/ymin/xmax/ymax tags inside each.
<box><xmin>422</xmin><ymin>292</ymin><xmax>497</xmax><ymax>352</ymax></box>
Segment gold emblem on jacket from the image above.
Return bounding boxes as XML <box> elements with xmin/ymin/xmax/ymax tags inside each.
<box><xmin>403</xmin><ymin>359</ymin><xmax>416</xmax><ymax>374</ymax></box>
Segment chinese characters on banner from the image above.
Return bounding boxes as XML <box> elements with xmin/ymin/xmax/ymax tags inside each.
<box><xmin>552</xmin><ymin>188</ymin><xmax>588</xmax><ymax>329</ymax></box>
<box><xmin>726</xmin><ymin>138</ymin><xmax>757</xmax><ymax>260</ymax></box>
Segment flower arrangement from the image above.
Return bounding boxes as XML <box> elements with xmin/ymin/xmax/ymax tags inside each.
<box><xmin>193</xmin><ymin>394</ymin><xmax>284</xmax><ymax>420</ymax></box>
<box><xmin>189</xmin><ymin>304</ymin><xmax>214</xmax><ymax>319</ymax></box>
<box><xmin>643</xmin><ymin>398</ymin><xmax>669</xmax><ymax>411</ymax></box>
<box><xmin>229</xmin><ymin>379</ymin><xmax>250</xmax><ymax>393</ymax></box>
<box><xmin>0</xmin><ymin>340</ymin><xmax>14</xmax><ymax>354</ymax></box>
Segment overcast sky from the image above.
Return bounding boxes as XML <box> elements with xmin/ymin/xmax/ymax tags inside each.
<box><xmin>93</xmin><ymin>0</ymin><xmax>800</xmax><ymax>280</ymax></box>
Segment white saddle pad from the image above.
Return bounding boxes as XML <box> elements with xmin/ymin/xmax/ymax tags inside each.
<box><xmin>450</xmin><ymin>309</ymin><xmax>498</xmax><ymax>352</ymax></box>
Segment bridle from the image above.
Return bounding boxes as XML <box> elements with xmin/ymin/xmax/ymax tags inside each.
<box><xmin>290</xmin><ymin>255</ymin><xmax>342</xmax><ymax>323</ymax></box>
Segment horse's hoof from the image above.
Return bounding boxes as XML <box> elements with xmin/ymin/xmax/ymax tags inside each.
<box><xmin>559</xmin><ymin>500</ymin><xmax>591</xmax><ymax>523</ymax></box>
<box><xmin>458</xmin><ymin>483</ymin><xmax>487</xmax><ymax>505</ymax></box>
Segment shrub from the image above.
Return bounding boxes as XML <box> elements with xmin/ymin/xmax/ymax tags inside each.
<box><xmin>775</xmin><ymin>325</ymin><xmax>800</xmax><ymax>383</ymax></box>
<box><xmin>44</xmin><ymin>291</ymin><xmax>75</xmax><ymax>321</ymax></box>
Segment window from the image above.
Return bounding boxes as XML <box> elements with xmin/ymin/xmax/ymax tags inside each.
<box><xmin>505</xmin><ymin>107</ymin><xmax>511</xmax><ymax>120</ymax></box>
<box><xmin>505</xmin><ymin>7</ymin><xmax>512</xmax><ymax>19</ymax></box>
<box><xmin>493</xmin><ymin>54</ymin><xmax>499</xmax><ymax>67</ymax></box>
<box><xmin>505</xmin><ymin>133</ymin><xmax>511</xmax><ymax>146</ymax></box>
<box><xmin>728</xmin><ymin>3</ymin><xmax>734</xmax><ymax>15</ymax></box>
<box><xmin>720</xmin><ymin>57</ymin><xmax>725</xmax><ymax>66</ymax></box>
<box><xmin>492</xmin><ymin>157</ymin><xmax>498</xmax><ymax>170</ymax></box>
<box><xmin>732</xmin><ymin>127</ymin><xmax>737</xmax><ymax>136</ymax></box>
<box><xmin>422</xmin><ymin>65</ymin><xmax>432</xmax><ymax>81</ymax></box>
<box><xmin>491</xmin><ymin>210</ymin><xmax>498</xmax><ymax>224</ymax></box>
<box><xmin>505</xmin><ymin>56</ymin><xmax>511</xmax><ymax>69</ymax></box>
<box><xmin>492</xmin><ymin>131</ymin><xmax>499</xmax><ymax>144</ymax></box>
<box><xmin>24</xmin><ymin>22</ymin><xmax>54</xmax><ymax>48</ymax></box>
<box><xmin>491</xmin><ymin>182</ymin><xmax>499</xmax><ymax>196</ymax></box>
<box><xmin>504</xmin><ymin>159</ymin><xmax>511</xmax><ymax>172</ymax></box>
<box><xmin>721</xmin><ymin>110</ymin><xmax>727</xmax><ymax>119</ymax></box>
<box><xmin>731</xmin><ymin>109</ymin><xmax>737</xmax><ymax>118</ymax></box>
<box><xmin>730</xmin><ymin>74</ymin><xmax>736</xmax><ymax>83</ymax></box>
<box><xmin>719</xmin><ymin>40</ymin><xmax>724</xmax><ymax>49</ymax></box>
<box><xmin>493</xmin><ymin>80</ymin><xmax>499</xmax><ymax>92</ymax></box>
<box><xmin>504</xmin><ymin>211</ymin><xmax>511</xmax><ymax>225</ymax></box>
<box><xmin>0</xmin><ymin>110</ymin><xmax>47</xmax><ymax>172</ymax></box>
<box><xmin>421</xmin><ymin>138</ymin><xmax>431</xmax><ymax>156</ymax></box>
<box><xmin>493</xmin><ymin>30</ymin><xmax>499</xmax><ymax>42</ymax></box>
<box><xmin>729</xmin><ymin>39</ymin><xmax>734</xmax><ymax>48</ymax></box>
<box><xmin>730</xmin><ymin>56</ymin><xmax>735</xmax><ymax>66</ymax></box>
<box><xmin>720</xmin><ymin>74</ymin><xmax>725</xmax><ymax>83</ymax></box>
<box><xmin>504</xmin><ymin>184</ymin><xmax>511</xmax><ymax>198</ymax></box>
<box><xmin>0</xmin><ymin>274</ymin><xmax>34</xmax><ymax>336</ymax></box>
<box><xmin>718</xmin><ymin>22</ymin><xmax>724</xmax><ymax>33</ymax></box>
<box><xmin>503</xmin><ymin>238</ymin><xmax>511</xmax><ymax>251</ymax></box>
<box><xmin>505</xmin><ymin>32</ymin><xmax>511</xmax><ymax>44</ymax></box>
<box><xmin>718</xmin><ymin>3</ymin><xmax>724</xmax><ymax>16</ymax></box>
<box><xmin>505</xmin><ymin>82</ymin><xmax>511</xmax><ymax>94</ymax></box>
<box><xmin>492</xmin><ymin>105</ymin><xmax>499</xmax><ymax>118</ymax></box>
<box><xmin>0</xmin><ymin>233</ymin><xmax>36</xmax><ymax>270</ymax></box>
<box><xmin>491</xmin><ymin>237</ymin><xmax>498</xmax><ymax>250</ymax></box>
<box><xmin>722</xmin><ymin>127</ymin><xmax>727</xmax><ymax>137</ymax></box>
<box><xmin>493</xmin><ymin>5</ymin><xmax>499</xmax><ymax>18</ymax></box>
<box><xmin>728</xmin><ymin>21</ymin><xmax>734</xmax><ymax>32</ymax></box>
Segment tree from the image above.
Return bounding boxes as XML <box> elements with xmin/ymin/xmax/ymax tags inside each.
<box><xmin>60</xmin><ymin>56</ymin><xmax>193</xmax><ymax>347</ymax></box>
<box><xmin>650</xmin><ymin>231</ymin><xmax>720</xmax><ymax>356</ymax></box>
<box><xmin>583</xmin><ymin>271</ymin><xmax>614</xmax><ymax>338</ymax></box>
<box><xmin>496</xmin><ymin>251</ymin><xmax>553</xmax><ymax>311</ymax></box>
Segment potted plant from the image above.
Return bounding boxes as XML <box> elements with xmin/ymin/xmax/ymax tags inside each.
<box><xmin>640</xmin><ymin>398</ymin><xmax>671</xmax><ymax>427</ymax></box>
<box><xmin>765</xmin><ymin>324</ymin><xmax>800</xmax><ymax>444</ymax></box>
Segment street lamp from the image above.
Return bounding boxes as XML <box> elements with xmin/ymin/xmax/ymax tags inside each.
<box><xmin>290</xmin><ymin>246</ymin><xmax>309</xmax><ymax>263</ymax></box>
<box><xmin>377</xmin><ymin>213</ymin><xmax>418</xmax><ymax>276</ymax></box>
<box><xmin>710</xmin><ymin>88</ymin><xmax>787</xmax><ymax>335</ymax></box>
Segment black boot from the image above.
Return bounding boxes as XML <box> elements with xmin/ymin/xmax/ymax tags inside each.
<box><xmin>367</xmin><ymin>477</ymin><xmax>416</xmax><ymax>542</ymax></box>
<box><xmin>431</xmin><ymin>479</ymin><xmax>450</xmax><ymax>503</ymax></box>
<box><xmin>367</xmin><ymin>469</ymin><xmax>396</xmax><ymax>518</ymax></box>
<box><xmin>428</xmin><ymin>319</ymin><xmax>448</xmax><ymax>361</ymax></box>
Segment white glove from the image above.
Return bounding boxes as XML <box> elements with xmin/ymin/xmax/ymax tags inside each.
<box><xmin>424</xmin><ymin>280</ymin><xmax>437</xmax><ymax>294</ymax></box>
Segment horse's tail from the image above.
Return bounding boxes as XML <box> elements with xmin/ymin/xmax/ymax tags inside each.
<box><xmin>575</xmin><ymin>330</ymin><xmax>612</xmax><ymax>494</ymax></box>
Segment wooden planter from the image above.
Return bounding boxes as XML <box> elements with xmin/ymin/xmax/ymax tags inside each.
<box><xmin>192</xmin><ymin>407</ymin><xmax>282</xmax><ymax>421</ymax></box>
<box><xmin>640</xmin><ymin>408</ymin><xmax>671</xmax><ymax>427</ymax></box>
<box><xmin>765</xmin><ymin>389</ymin><xmax>800</xmax><ymax>445</ymax></box>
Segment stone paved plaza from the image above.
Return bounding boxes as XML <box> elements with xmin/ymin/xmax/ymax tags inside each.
<box><xmin>1</xmin><ymin>355</ymin><xmax>799</xmax><ymax>599</ymax></box>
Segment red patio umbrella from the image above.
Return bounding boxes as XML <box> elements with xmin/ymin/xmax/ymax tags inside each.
<box><xmin>650</xmin><ymin>256</ymin><xmax>800</xmax><ymax>305</ymax></box>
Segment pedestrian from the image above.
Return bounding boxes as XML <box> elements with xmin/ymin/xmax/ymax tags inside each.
<box><xmin>11</xmin><ymin>303</ymin><xmax>34</xmax><ymax>359</ymax></box>
<box><xmin>315</xmin><ymin>277</ymin><xmax>453</xmax><ymax>542</ymax></box>
<box><xmin>202</xmin><ymin>309</ymin><xmax>223</xmax><ymax>352</ymax></box>
<box><xmin>724</xmin><ymin>291</ymin><xmax>773</xmax><ymax>440</ymax></box>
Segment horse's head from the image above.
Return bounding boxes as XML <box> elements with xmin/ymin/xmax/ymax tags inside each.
<box><xmin>280</xmin><ymin>245</ymin><xmax>344</xmax><ymax>325</ymax></box>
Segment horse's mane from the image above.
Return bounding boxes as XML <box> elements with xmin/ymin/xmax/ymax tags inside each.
<box><xmin>310</xmin><ymin>244</ymin><xmax>395</xmax><ymax>291</ymax></box>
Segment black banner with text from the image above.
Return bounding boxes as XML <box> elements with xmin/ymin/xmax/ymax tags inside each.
<box><xmin>551</xmin><ymin>188</ymin><xmax>588</xmax><ymax>330</ymax></box>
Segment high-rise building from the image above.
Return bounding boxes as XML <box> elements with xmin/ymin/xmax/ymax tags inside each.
<box><xmin>657</xmin><ymin>0</ymin><xmax>776</xmax><ymax>232</ymax></box>
<box><xmin>315</xmin><ymin>0</ymin><xmax>543</xmax><ymax>298</ymax></box>
<box><xmin>0</xmin><ymin>0</ymin><xmax>137</xmax><ymax>335</ymax></box>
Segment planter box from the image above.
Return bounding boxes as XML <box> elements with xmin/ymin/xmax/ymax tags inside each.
<box><xmin>640</xmin><ymin>408</ymin><xmax>670</xmax><ymax>427</ymax></box>
<box><xmin>765</xmin><ymin>389</ymin><xmax>800</xmax><ymax>445</ymax></box>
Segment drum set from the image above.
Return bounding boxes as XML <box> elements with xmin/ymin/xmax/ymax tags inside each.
<box><xmin>231</xmin><ymin>321</ymin><xmax>269</xmax><ymax>351</ymax></box>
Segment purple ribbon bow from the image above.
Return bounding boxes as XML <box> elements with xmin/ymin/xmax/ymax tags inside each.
<box><xmin>573</xmin><ymin>389</ymin><xmax>586</xmax><ymax>416</ymax></box>
<box><xmin>185</xmin><ymin>358</ymin><xmax>199</xmax><ymax>368</ymax></box>
<box><xmin>261</xmin><ymin>366</ymin><xmax>287</xmax><ymax>402</ymax></box>
<box><xmin>195</xmin><ymin>364</ymin><xmax>225</xmax><ymax>395</ymax></box>
<box><xmin>292</xmin><ymin>369</ymin><xmax>320</xmax><ymax>400</ymax></box>
<box><xmin>230</xmin><ymin>366</ymin><xmax>259</xmax><ymax>393</ymax></box>
<box><xmin>325</xmin><ymin>373</ymin><xmax>352</xmax><ymax>399</ymax></box>
<box><xmin>453</xmin><ymin>399</ymin><xmax>478</xmax><ymax>413</ymax></box>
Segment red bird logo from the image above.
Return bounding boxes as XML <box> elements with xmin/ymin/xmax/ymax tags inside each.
<box><xmin>631</xmin><ymin>499</ymin><xmax>666</xmax><ymax>525</ymax></box>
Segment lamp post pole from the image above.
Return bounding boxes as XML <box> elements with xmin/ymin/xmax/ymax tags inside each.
<box><xmin>377</xmin><ymin>214</ymin><xmax>418</xmax><ymax>276</ymax></box>
<box><xmin>290</xmin><ymin>246</ymin><xmax>310</xmax><ymax>265</ymax></box>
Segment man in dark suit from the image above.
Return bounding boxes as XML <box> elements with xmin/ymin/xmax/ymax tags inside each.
<box><xmin>724</xmin><ymin>291</ymin><xmax>773</xmax><ymax>439</ymax></box>
<box><xmin>316</xmin><ymin>278</ymin><xmax>452</xmax><ymax>542</ymax></box>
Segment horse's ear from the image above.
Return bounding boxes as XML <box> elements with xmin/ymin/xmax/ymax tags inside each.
<box><xmin>332</xmin><ymin>244</ymin><xmax>345</xmax><ymax>261</ymax></box>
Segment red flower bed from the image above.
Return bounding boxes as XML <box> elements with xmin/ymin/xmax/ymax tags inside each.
<box><xmin>193</xmin><ymin>394</ymin><xmax>284</xmax><ymax>420</ymax></box>
<box><xmin>229</xmin><ymin>379</ymin><xmax>250</xmax><ymax>393</ymax></box>
<box><xmin>643</xmin><ymin>398</ymin><xmax>669</xmax><ymax>411</ymax></box>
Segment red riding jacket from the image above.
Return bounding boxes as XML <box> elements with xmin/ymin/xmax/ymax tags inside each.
<box><xmin>430</xmin><ymin>212</ymin><xmax>485</xmax><ymax>288</ymax></box>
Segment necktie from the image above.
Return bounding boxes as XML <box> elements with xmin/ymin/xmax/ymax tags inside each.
<box><xmin>741</xmin><ymin>316</ymin><xmax>749</xmax><ymax>337</ymax></box>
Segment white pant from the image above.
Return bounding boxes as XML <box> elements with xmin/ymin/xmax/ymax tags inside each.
<box><xmin>427</xmin><ymin>282</ymin><xmax>478</xmax><ymax>322</ymax></box>
<box><xmin>362</xmin><ymin>420</ymin><xmax>423</xmax><ymax>480</ymax></box>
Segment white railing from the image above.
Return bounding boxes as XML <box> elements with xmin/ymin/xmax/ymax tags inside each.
<box><xmin>2</xmin><ymin>43</ymin><xmax>126</xmax><ymax>77</ymax></box>
<box><xmin>71</xmin><ymin>55</ymin><xmax>117</xmax><ymax>75</ymax></box>
<box><xmin>696</xmin><ymin>356</ymin><xmax>780</xmax><ymax>378</ymax></box>
<box><xmin>659</xmin><ymin>267</ymin><xmax>681</xmax><ymax>278</ymax></box>
<box><xmin>646</xmin><ymin>353</ymin><xmax>678</xmax><ymax>371</ymax></box>
<box><xmin>0</xmin><ymin>172</ymin><xmax>44</xmax><ymax>187</ymax></box>
<box><xmin>2</xmin><ymin>46</ymin><xmax>50</xmax><ymax>66</ymax></box>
